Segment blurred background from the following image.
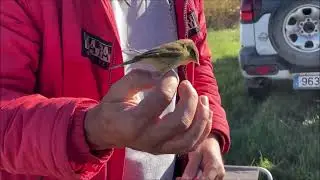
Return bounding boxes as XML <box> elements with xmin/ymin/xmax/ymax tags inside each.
<box><xmin>203</xmin><ymin>0</ymin><xmax>319</xmax><ymax>180</ymax></box>
<box><xmin>205</xmin><ymin>0</ymin><xmax>240</xmax><ymax>30</ymax></box>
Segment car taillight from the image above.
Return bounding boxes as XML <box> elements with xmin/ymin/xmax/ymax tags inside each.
<box><xmin>241</xmin><ymin>0</ymin><xmax>254</xmax><ymax>22</ymax></box>
<box><xmin>245</xmin><ymin>65</ymin><xmax>279</xmax><ymax>75</ymax></box>
<box><xmin>240</xmin><ymin>0</ymin><xmax>261</xmax><ymax>23</ymax></box>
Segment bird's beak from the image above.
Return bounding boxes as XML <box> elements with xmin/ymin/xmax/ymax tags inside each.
<box><xmin>195</xmin><ymin>51</ymin><xmax>200</xmax><ymax>65</ymax></box>
<box><xmin>195</xmin><ymin>59</ymin><xmax>200</xmax><ymax>65</ymax></box>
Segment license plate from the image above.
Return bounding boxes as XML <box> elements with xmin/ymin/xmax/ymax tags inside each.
<box><xmin>293</xmin><ymin>72</ymin><xmax>320</xmax><ymax>89</ymax></box>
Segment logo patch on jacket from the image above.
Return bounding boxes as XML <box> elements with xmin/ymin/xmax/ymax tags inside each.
<box><xmin>81</xmin><ymin>30</ymin><xmax>112</xmax><ymax>69</ymax></box>
<box><xmin>187</xmin><ymin>11</ymin><xmax>200</xmax><ymax>38</ymax></box>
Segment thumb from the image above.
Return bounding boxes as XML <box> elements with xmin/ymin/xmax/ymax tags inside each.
<box><xmin>104</xmin><ymin>69</ymin><xmax>159</xmax><ymax>102</ymax></box>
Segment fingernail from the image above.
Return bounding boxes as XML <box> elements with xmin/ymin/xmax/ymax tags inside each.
<box><xmin>183</xmin><ymin>80</ymin><xmax>191</xmax><ymax>87</ymax></box>
<box><xmin>201</xmin><ymin>96</ymin><xmax>209</xmax><ymax>106</ymax></box>
<box><xmin>179</xmin><ymin>80</ymin><xmax>190</xmax><ymax>94</ymax></box>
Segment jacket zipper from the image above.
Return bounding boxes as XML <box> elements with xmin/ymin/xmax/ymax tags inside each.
<box><xmin>182</xmin><ymin>0</ymin><xmax>189</xmax><ymax>79</ymax></box>
<box><xmin>183</xmin><ymin>0</ymin><xmax>188</xmax><ymax>38</ymax></box>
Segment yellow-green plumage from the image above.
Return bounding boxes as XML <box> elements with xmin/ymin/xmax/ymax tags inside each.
<box><xmin>109</xmin><ymin>39</ymin><xmax>199</xmax><ymax>75</ymax></box>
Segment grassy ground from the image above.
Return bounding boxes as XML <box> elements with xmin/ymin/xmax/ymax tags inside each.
<box><xmin>207</xmin><ymin>29</ymin><xmax>320</xmax><ymax>180</ymax></box>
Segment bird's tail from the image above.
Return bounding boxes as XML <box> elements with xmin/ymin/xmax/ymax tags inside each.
<box><xmin>108</xmin><ymin>64</ymin><xmax>122</xmax><ymax>70</ymax></box>
<box><xmin>109</xmin><ymin>56</ymin><xmax>142</xmax><ymax>70</ymax></box>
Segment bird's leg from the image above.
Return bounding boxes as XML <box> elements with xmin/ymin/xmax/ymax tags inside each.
<box><xmin>129</xmin><ymin>49</ymin><xmax>143</xmax><ymax>54</ymax></box>
<box><xmin>124</xmin><ymin>0</ymin><xmax>131</xmax><ymax>7</ymax></box>
<box><xmin>124</xmin><ymin>41</ymin><xmax>149</xmax><ymax>54</ymax></box>
<box><xmin>122</xmin><ymin>49</ymin><xmax>141</xmax><ymax>56</ymax></box>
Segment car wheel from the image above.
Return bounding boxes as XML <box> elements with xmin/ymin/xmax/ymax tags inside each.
<box><xmin>245</xmin><ymin>78</ymin><xmax>272</xmax><ymax>100</ymax></box>
<box><xmin>269</xmin><ymin>0</ymin><xmax>320</xmax><ymax>67</ymax></box>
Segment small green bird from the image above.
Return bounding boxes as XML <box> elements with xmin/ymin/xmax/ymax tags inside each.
<box><xmin>109</xmin><ymin>39</ymin><xmax>200</xmax><ymax>75</ymax></box>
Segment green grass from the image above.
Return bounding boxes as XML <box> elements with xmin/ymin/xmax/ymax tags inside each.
<box><xmin>207</xmin><ymin>28</ymin><xmax>240</xmax><ymax>60</ymax></box>
<box><xmin>208</xmin><ymin>29</ymin><xmax>320</xmax><ymax>180</ymax></box>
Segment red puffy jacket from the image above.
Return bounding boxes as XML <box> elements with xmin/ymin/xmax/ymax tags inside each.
<box><xmin>0</xmin><ymin>0</ymin><xmax>230</xmax><ymax>179</ymax></box>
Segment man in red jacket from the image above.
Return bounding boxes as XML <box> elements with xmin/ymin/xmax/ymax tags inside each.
<box><xmin>0</xmin><ymin>0</ymin><xmax>230</xmax><ymax>180</ymax></box>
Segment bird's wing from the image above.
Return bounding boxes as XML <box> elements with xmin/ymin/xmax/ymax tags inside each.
<box><xmin>137</xmin><ymin>43</ymin><xmax>185</xmax><ymax>59</ymax></box>
<box><xmin>138</xmin><ymin>50</ymin><xmax>182</xmax><ymax>59</ymax></box>
<box><xmin>109</xmin><ymin>42</ymin><xmax>185</xmax><ymax>70</ymax></box>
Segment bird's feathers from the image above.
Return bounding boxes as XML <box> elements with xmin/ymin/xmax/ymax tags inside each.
<box><xmin>109</xmin><ymin>39</ymin><xmax>198</xmax><ymax>74</ymax></box>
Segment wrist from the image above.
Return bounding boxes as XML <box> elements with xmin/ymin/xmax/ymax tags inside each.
<box><xmin>207</xmin><ymin>133</ymin><xmax>220</xmax><ymax>145</ymax></box>
<box><xmin>84</xmin><ymin>105</ymin><xmax>109</xmax><ymax>151</ymax></box>
<box><xmin>68</xmin><ymin>100</ymin><xmax>114</xmax><ymax>176</ymax></box>
<box><xmin>210</xmin><ymin>130</ymin><xmax>226</xmax><ymax>153</ymax></box>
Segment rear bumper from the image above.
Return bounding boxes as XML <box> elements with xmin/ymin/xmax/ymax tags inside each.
<box><xmin>239</xmin><ymin>47</ymin><xmax>320</xmax><ymax>79</ymax></box>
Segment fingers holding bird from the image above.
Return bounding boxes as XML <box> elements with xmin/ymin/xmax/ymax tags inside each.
<box><xmin>151</xmin><ymin>93</ymin><xmax>212</xmax><ymax>154</ymax></box>
<box><xmin>130</xmin><ymin>77</ymin><xmax>212</xmax><ymax>154</ymax></box>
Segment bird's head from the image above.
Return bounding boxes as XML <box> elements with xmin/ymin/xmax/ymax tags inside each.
<box><xmin>182</xmin><ymin>39</ymin><xmax>200</xmax><ymax>65</ymax></box>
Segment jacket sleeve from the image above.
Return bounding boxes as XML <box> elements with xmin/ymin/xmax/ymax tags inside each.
<box><xmin>192</xmin><ymin>0</ymin><xmax>231</xmax><ymax>154</ymax></box>
<box><xmin>0</xmin><ymin>1</ymin><xmax>112</xmax><ymax>179</ymax></box>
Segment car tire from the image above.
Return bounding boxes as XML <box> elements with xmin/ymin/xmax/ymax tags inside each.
<box><xmin>269</xmin><ymin>0</ymin><xmax>320</xmax><ymax>67</ymax></box>
<box><xmin>245</xmin><ymin>78</ymin><xmax>272</xmax><ymax>100</ymax></box>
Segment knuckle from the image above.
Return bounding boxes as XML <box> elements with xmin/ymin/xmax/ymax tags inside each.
<box><xmin>221</xmin><ymin>170</ymin><xmax>226</xmax><ymax>177</ymax></box>
<box><xmin>177</xmin><ymin>116</ymin><xmax>192</xmax><ymax>130</ymax></box>
<box><xmin>215</xmin><ymin>164</ymin><xmax>225</xmax><ymax>175</ymax></box>
<box><xmin>178</xmin><ymin>109</ymin><xmax>195</xmax><ymax>130</ymax></box>
<box><xmin>218</xmin><ymin>168</ymin><xmax>226</xmax><ymax>177</ymax></box>
<box><xmin>160</xmin><ymin>88</ymin><xmax>176</xmax><ymax>103</ymax></box>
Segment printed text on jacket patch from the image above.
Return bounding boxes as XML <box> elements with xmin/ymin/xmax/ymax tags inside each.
<box><xmin>81</xmin><ymin>30</ymin><xmax>112</xmax><ymax>69</ymax></box>
<box><xmin>187</xmin><ymin>11</ymin><xmax>200</xmax><ymax>38</ymax></box>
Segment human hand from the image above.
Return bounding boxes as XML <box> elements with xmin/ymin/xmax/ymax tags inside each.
<box><xmin>84</xmin><ymin>69</ymin><xmax>212</xmax><ymax>155</ymax></box>
<box><xmin>177</xmin><ymin>135</ymin><xmax>225</xmax><ymax>180</ymax></box>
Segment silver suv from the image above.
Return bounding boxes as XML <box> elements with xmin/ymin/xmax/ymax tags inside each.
<box><xmin>239</xmin><ymin>0</ymin><xmax>319</xmax><ymax>98</ymax></box>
